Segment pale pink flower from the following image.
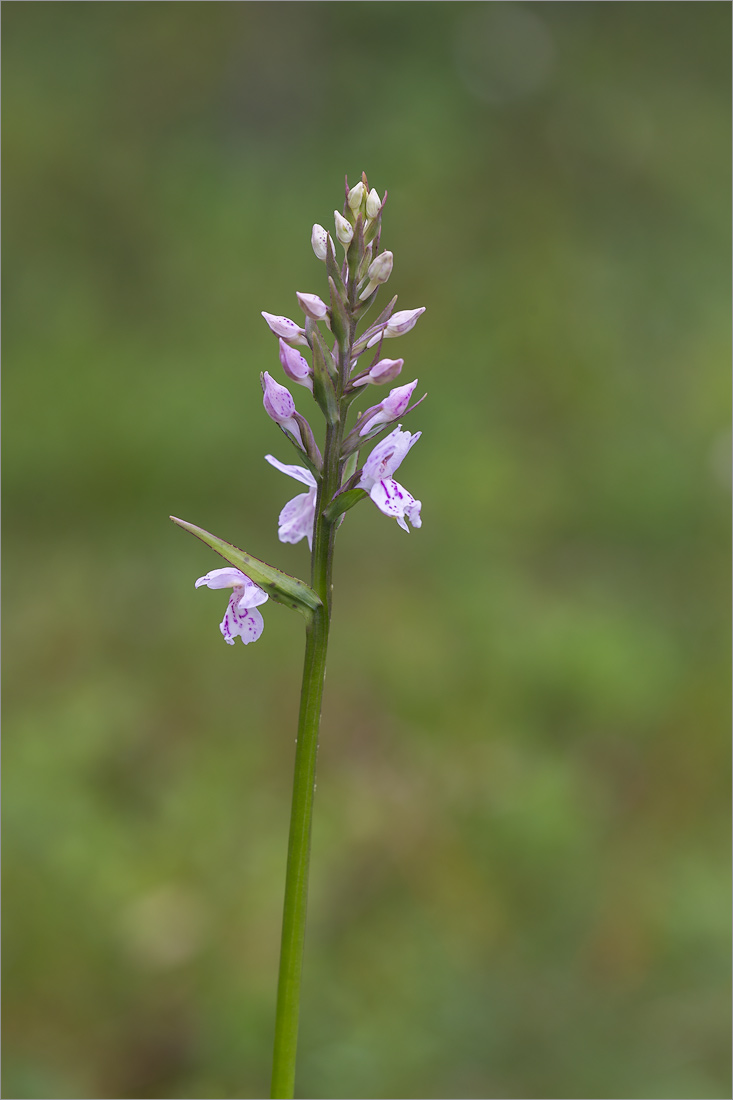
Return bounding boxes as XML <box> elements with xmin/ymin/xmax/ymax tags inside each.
<box><xmin>358</xmin><ymin>425</ymin><xmax>422</xmax><ymax>532</ymax></box>
<box><xmin>265</xmin><ymin>456</ymin><xmax>318</xmax><ymax>549</ymax></box>
<box><xmin>195</xmin><ymin>568</ymin><xmax>268</xmax><ymax>645</ymax></box>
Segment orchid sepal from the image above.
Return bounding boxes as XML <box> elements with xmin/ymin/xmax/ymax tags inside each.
<box><xmin>170</xmin><ymin>516</ymin><xmax>322</xmax><ymax>619</ymax></box>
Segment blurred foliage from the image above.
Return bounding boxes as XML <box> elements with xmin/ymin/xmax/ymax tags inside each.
<box><xmin>3</xmin><ymin>3</ymin><xmax>730</xmax><ymax>1098</ymax></box>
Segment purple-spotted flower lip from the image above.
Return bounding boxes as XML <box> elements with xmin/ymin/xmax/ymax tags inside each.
<box><xmin>357</xmin><ymin>425</ymin><xmax>422</xmax><ymax>532</ymax></box>
<box><xmin>265</xmin><ymin>455</ymin><xmax>318</xmax><ymax>550</ymax></box>
<box><xmin>195</xmin><ymin>567</ymin><xmax>268</xmax><ymax>646</ymax></box>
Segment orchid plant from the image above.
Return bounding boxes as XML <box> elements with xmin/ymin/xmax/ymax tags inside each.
<box><xmin>171</xmin><ymin>175</ymin><xmax>425</xmax><ymax>1099</ymax></box>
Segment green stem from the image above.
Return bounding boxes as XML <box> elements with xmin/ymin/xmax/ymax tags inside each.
<box><xmin>270</xmin><ymin>410</ymin><xmax>342</xmax><ymax>1098</ymax></box>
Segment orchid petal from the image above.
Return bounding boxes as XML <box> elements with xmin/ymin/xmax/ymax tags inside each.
<box><xmin>359</xmin><ymin>426</ymin><xmax>422</xmax><ymax>488</ymax></box>
<box><xmin>265</xmin><ymin>454</ymin><xmax>318</xmax><ymax>488</ymax></box>
<box><xmin>220</xmin><ymin>595</ymin><xmax>265</xmax><ymax>646</ymax></box>
<box><xmin>195</xmin><ymin>567</ymin><xmax>249</xmax><ymax>590</ymax></box>
<box><xmin>369</xmin><ymin>478</ymin><xmax>422</xmax><ymax>532</ymax></box>
<box><xmin>236</xmin><ymin>580</ymin><xmax>269</xmax><ymax>610</ymax></box>
<box><xmin>278</xmin><ymin>490</ymin><xmax>317</xmax><ymax>550</ymax></box>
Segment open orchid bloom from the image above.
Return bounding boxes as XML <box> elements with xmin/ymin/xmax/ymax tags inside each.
<box><xmin>195</xmin><ymin>567</ymin><xmax>269</xmax><ymax>645</ymax></box>
<box><xmin>265</xmin><ymin>455</ymin><xmax>318</xmax><ymax>549</ymax></box>
<box><xmin>358</xmin><ymin>425</ymin><xmax>422</xmax><ymax>532</ymax></box>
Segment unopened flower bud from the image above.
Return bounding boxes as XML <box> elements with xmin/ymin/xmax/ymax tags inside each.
<box><xmin>359</xmin><ymin>380</ymin><xmax>418</xmax><ymax>435</ymax></box>
<box><xmin>334</xmin><ymin>210</ymin><xmax>354</xmax><ymax>247</ymax></box>
<box><xmin>352</xmin><ymin>357</ymin><xmax>404</xmax><ymax>387</ymax></box>
<box><xmin>358</xmin><ymin>250</ymin><xmax>394</xmax><ymax>300</ymax></box>
<box><xmin>262</xmin><ymin>372</ymin><xmax>303</xmax><ymax>446</ymax></box>
<box><xmin>369</xmin><ymin>251</ymin><xmax>393</xmax><ymax>284</ymax></box>
<box><xmin>366</xmin><ymin>307</ymin><xmax>425</xmax><ymax>348</ymax></box>
<box><xmin>262</xmin><ymin>311</ymin><xmax>308</xmax><ymax>346</ymax></box>
<box><xmin>262</xmin><ymin>371</ymin><xmax>295</xmax><ymax>423</ymax></box>
<box><xmin>347</xmin><ymin>181</ymin><xmax>366</xmax><ymax>213</ymax></box>
<box><xmin>311</xmin><ymin>224</ymin><xmax>329</xmax><ymax>262</ymax></box>
<box><xmin>296</xmin><ymin>292</ymin><xmax>328</xmax><ymax>321</ymax></box>
<box><xmin>366</xmin><ymin>188</ymin><xmax>382</xmax><ymax>219</ymax></box>
<box><xmin>279</xmin><ymin>338</ymin><xmax>313</xmax><ymax>392</ymax></box>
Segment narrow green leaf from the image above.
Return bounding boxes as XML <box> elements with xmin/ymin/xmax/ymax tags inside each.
<box><xmin>341</xmin><ymin>450</ymin><xmax>359</xmax><ymax>485</ymax></box>
<box><xmin>322</xmin><ymin>488</ymin><xmax>368</xmax><ymax>524</ymax></box>
<box><xmin>170</xmin><ymin>516</ymin><xmax>322</xmax><ymax>618</ymax></box>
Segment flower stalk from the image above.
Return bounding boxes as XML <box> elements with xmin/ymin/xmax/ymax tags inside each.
<box><xmin>172</xmin><ymin>173</ymin><xmax>425</xmax><ymax>1100</ymax></box>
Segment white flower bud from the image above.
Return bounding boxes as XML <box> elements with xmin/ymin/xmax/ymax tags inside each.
<box><xmin>358</xmin><ymin>250</ymin><xmax>394</xmax><ymax>300</ymax></box>
<box><xmin>365</xmin><ymin>307</ymin><xmax>426</xmax><ymax>348</ymax></box>
<box><xmin>334</xmin><ymin>210</ymin><xmax>354</xmax><ymax>247</ymax></box>
<box><xmin>296</xmin><ymin>292</ymin><xmax>329</xmax><ymax>321</ymax></box>
<box><xmin>311</xmin><ymin>224</ymin><xmax>329</xmax><ymax>262</ymax></box>
<box><xmin>368</xmin><ymin>251</ymin><xmax>393</xmax><ymax>284</ymax></box>
<box><xmin>366</xmin><ymin>188</ymin><xmax>382</xmax><ymax>219</ymax></box>
<box><xmin>347</xmin><ymin>181</ymin><xmax>366</xmax><ymax>213</ymax></box>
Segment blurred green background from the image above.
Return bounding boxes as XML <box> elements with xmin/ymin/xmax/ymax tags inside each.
<box><xmin>3</xmin><ymin>3</ymin><xmax>730</xmax><ymax>1098</ymax></box>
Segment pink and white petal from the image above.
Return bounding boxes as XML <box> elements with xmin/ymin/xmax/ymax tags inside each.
<box><xmin>235</xmin><ymin>606</ymin><xmax>265</xmax><ymax>645</ymax></box>
<box><xmin>278</xmin><ymin>490</ymin><xmax>316</xmax><ymax>548</ymax></box>
<box><xmin>219</xmin><ymin>594</ymin><xmax>241</xmax><ymax>644</ymax></box>
<box><xmin>195</xmin><ymin>567</ymin><xmax>248</xmax><ymax>590</ymax></box>
<box><xmin>369</xmin><ymin>478</ymin><xmax>420</xmax><ymax>531</ymax></box>
<box><xmin>220</xmin><ymin>594</ymin><xmax>265</xmax><ymax>645</ymax></box>
<box><xmin>406</xmin><ymin>496</ymin><xmax>422</xmax><ymax>529</ymax></box>
<box><xmin>360</xmin><ymin>427</ymin><xmax>422</xmax><ymax>484</ymax></box>
<box><xmin>236</xmin><ymin>579</ymin><xmax>269</xmax><ymax>610</ymax></box>
<box><xmin>265</xmin><ymin>454</ymin><xmax>317</xmax><ymax>488</ymax></box>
